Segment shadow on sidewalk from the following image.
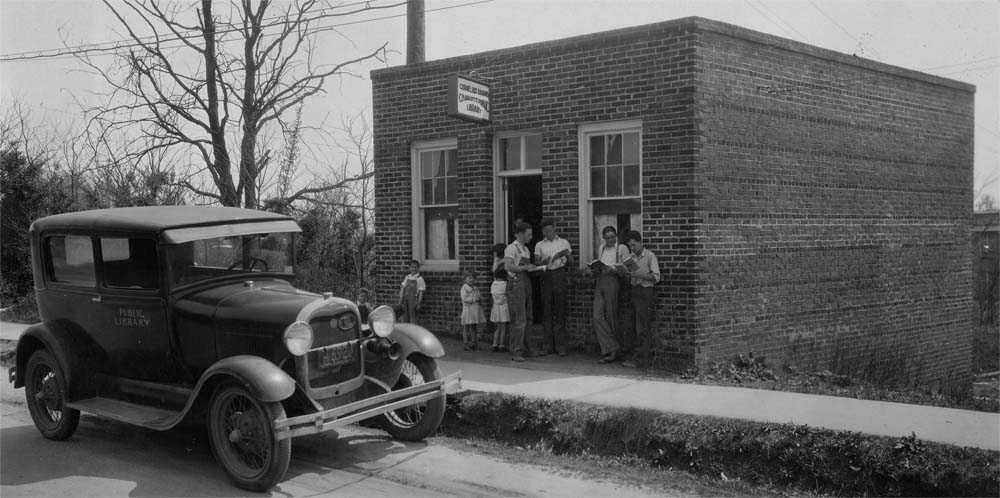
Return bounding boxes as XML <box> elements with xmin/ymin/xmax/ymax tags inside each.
<box><xmin>438</xmin><ymin>333</ymin><xmax>673</xmax><ymax>382</ymax></box>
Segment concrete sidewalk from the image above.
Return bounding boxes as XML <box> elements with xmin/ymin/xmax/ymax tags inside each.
<box><xmin>437</xmin><ymin>356</ymin><xmax>1000</xmax><ymax>451</ymax></box>
<box><xmin>3</xmin><ymin>321</ymin><xmax>997</xmax><ymax>451</ymax></box>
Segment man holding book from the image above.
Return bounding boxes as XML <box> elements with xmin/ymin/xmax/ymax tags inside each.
<box><xmin>589</xmin><ymin>226</ymin><xmax>631</xmax><ymax>363</ymax></box>
<box><xmin>622</xmin><ymin>230</ymin><xmax>660</xmax><ymax>368</ymax></box>
<box><xmin>535</xmin><ymin>219</ymin><xmax>574</xmax><ymax>356</ymax></box>
<box><xmin>504</xmin><ymin>221</ymin><xmax>540</xmax><ymax>362</ymax></box>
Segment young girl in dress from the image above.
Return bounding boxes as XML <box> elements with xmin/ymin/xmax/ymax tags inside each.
<box><xmin>490</xmin><ymin>268</ymin><xmax>510</xmax><ymax>352</ymax></box>
<box><xmin>459</xmin><ymin>270</ymin><xmax>486</xmax><ymax>351</ymax></box>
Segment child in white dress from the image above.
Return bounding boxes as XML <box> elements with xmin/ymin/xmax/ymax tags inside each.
<box><xmin>460</xmin><ymin>270</ymin><xmax>486</xmax><ymax>351</ymax></box>
<box><xmin>490</xmin><ymin>268</ymin><xmax>510</xmax><ymax>352</ymax></box>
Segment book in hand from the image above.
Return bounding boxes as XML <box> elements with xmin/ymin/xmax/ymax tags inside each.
<box><xmin>587</xmin><ymin>259</ymin><xmax>607</xmax><ymax>271</ymax></box>
<box><xmin>550</xmin><ymin>248</ymin><xmax>570</xmax><ymax>261</ymax></box>
<box><xmin>622</xmin><ymin>257</ymin><xmax>639</xmax><ymax>272</ymax></box>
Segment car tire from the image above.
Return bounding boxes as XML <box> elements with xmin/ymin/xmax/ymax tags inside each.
<box><xmin>207</xmin><ymin>382</ymin><xmax>291</xmax><ymax>492</ymax></box>
<box><xmin>24</xmin><ymin>350</ymin><xmax>81</xmax><ymax>441</ymax></box>
<box><xmin>380</xmin><ymin>354</ymin><xmax>446</xmax><ymax>442</ymax></box>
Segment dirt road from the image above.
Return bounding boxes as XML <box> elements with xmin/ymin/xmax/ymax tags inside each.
<box><xmin>0</xmin><ymin>378</ymin><xmax>664</xmax><ymax>497</ymax></box>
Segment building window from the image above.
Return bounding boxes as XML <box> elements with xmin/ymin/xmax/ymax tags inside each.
<box><xmin>499</xmin><ymin>134</ymin><xmax>542</xmax><ymax>172</ymax></box>
<box><xmin>412</xmin><ymin>138</ymin><xmax>459</xmax><ymax>270</ymax></box>
<box><xmin>578</xmin><ymin>121</ymin><xmax>642</xmax><ymax>264</ymax></box>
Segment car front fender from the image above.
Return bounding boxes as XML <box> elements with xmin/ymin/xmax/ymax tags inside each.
<box><xmin>391</xmin><ymin>323</ymin><xmax>445</xmax><ymax>359</ymax></box>
<box><xmin>201</xmin><ymin>355</ymin><xmax>295</xmax><ymax>403</ymax></box>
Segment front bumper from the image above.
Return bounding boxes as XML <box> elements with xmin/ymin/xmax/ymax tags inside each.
<box><xmin>275</xmin><ymin>371</ymin><xmax>461</xmax><ymax>440</ymax></box>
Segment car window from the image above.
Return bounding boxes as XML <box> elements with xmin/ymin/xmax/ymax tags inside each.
<box><xmin>47</xmin><ymin>235</ymin><xmax>96</xmax><ymax>287</ymax></box>
<box><xmin>166</xmin><ymin>232</ymin><xmax>296</xmax><ymax>287</ymax></box>
<box><xmin>100</xmin><ymin>237</ymin><xmax>159</xmax><ymax>289</ymax></box>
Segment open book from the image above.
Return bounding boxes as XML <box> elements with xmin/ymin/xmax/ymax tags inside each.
<box><xmin>622</xmin><ymin>257</ymin><xmax>639</xmax><ymax>272</ymax></box>
<box><xmin>588</xmin><ymin>259</ymin><xmax>629</xmax><ymax>273</ymax></box>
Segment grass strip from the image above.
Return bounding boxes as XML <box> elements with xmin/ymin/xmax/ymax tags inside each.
<box><xmin>441</xmin><ymin>392</ymin><xmax>1000</xmax><ymax>497</ymax></box>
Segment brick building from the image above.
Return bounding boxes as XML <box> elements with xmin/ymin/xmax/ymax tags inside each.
<box><xmin>370</xmin><ymin>17</ymin><xmax>975</xmax><ymax>386</ymax></box>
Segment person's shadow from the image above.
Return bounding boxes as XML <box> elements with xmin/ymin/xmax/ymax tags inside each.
<box><xmin>1</xmin><ymin>413</ymin><xmax>428</xmax><ymax>497</ymax></box>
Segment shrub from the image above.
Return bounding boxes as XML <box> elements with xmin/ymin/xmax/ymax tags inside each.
<box><xmin>442</xmin><ymin>392</ymin><xmax>1000</xmax><ymax>497</ymax></box>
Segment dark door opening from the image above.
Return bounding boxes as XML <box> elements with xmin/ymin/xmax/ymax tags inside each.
<box><xmin>504</xmin><ymin>175</ymin><xmax>544</xmax><ymax>324</ymax></box>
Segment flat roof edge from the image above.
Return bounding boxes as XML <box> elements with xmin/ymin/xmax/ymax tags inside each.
<box><xmin>372</xmin><ymin>16</ymin><xmax>974</xmax><ymax>94</ymax></box>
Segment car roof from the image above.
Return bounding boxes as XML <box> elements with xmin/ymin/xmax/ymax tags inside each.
<box><xmin>31</xmin><ymin>206</ymin><xmax>294</xmax><ymax>234</ymax></box>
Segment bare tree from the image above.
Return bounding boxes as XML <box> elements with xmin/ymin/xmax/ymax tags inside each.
<box><xmin>975</xmin><ymin>170</ymin><xmax>998</xmax><ymax>213</ymax></box>
<box><xmin>336</xmin><ymin>111</ymin><xmax>376</xmax><ymax>291</ymax></box>
<box><xmin>81</xmin><ymin>0</ymin><xmax>394</xmax><ymax>208</ymax></box>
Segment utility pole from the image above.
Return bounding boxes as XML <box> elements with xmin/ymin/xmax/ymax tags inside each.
<box><xmin>406</xmin><ymin>0</ymin><xmax>425</xmax><ymax>64</ymax></box>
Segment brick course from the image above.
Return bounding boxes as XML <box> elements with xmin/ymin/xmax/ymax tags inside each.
<box><xmin>371</xmin><ymin>17</ymin><xmax>975</xmax><ymax>387</ymax></box>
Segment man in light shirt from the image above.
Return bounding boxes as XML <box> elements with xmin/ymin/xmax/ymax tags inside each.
<box><xmin>622</xmin><ymin>230</ymin><xmax>660</xmax><ymax>368</ymax></box>
<box><xmin>534</xmin><ymin>220</ymin><xmax>574</xmax><ymax>356</ymax></box>
<box><xmin>592</xmin><ymin>226</ymin><xmax>631</xmax><ymax>364</ymax></box>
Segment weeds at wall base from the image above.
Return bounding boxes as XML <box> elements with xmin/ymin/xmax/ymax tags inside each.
<box><xmin>441</xmin><ymin>392</ymin><xmax>1000</xmax><ymax>497</ymax></box>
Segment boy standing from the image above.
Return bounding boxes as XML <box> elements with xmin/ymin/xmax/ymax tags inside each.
<box><xmin>534</xmin><ymin>219</ymin><xmax>573</xmax><ymax>356</ymax></box>
<box><xmin>622</xmin><ymin>231</ymin><xmax>660</xmax><ymax>368</ymax></box>
<box><xmin>398</xmin><ymin>260</ymin><xmax>426</xmax><ymax>323</ymax></box>
<box><xmin>504</xmin><ymin>221</ymin><xmax>539</xmax><ymax>362</ymax></box>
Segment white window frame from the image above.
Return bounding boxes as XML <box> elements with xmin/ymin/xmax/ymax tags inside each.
<box><xmin>577</xmin><ymin>120</ymin><xmax>642</xmax><ymax>266</ymax></box>
<box><xmin>412</xmin><ymin>138</ymin><xmax>459</xmax><ymax>272</ymax></box>
<box><xmin>493</xmin><ymin>132</ymin><xmax>542</xmax><ymax>244</ymax></box>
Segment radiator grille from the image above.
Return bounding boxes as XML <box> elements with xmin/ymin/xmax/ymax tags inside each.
<box><xmin>310</xmin><ymin>312</ymin><xmax>359</xmax><ymax>348</ymax></box>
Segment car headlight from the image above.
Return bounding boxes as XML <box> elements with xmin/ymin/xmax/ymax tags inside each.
<box><xmin>283</xmin><ymin>321</ymin><xmax>314</xmax><ymax>356</ymax></box>
<box><xmin>368</xmin><ymin>305</ymin><xmax>395</xmax><ymax>338</ymax></box>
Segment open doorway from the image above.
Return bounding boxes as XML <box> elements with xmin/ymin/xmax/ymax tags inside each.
<box><xmin>503</xmin><ymin>174</ymin><xmax>544</xmax><ymax>323</ymax></box>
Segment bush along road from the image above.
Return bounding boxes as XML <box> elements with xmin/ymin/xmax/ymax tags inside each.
<box><xmin>440</xmin><ymin>392</ymin><xmax>1000</xmax><ymax>497</ymax></box>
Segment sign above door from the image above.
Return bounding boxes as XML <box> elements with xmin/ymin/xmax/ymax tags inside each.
<box><xmin>447</xmin><ymin>74</ymin><xmax>490</xmax><ymax>123</ymax></box>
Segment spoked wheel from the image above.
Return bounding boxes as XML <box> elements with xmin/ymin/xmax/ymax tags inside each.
<box><xmin>380</xmin><ymin>354</ymin><xmax>446</xmax><ymax>441</ymax></box>
<box><xmin>207</xmin><ymin>382</ymin><xmax>290</xmax><ymax>492</ymax></box>
<box><xmin>24</xmin><ymin>350</ymin><xmax>80</xmax><ymax>440</ymax></box>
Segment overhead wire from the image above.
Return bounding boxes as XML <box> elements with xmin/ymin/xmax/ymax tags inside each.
<box><xmin>0</xmin><ymin>0</ymin><xmax>394</xmax><ymax>60</ymax></box>
<box><xmin>0</xmin><ymin>0</ymin><xmax>494</xmax><ymax>63</ymax></box>
<box><xmin>749</xmin><ymin>0</ymin><xmax>813</xmax><ymax>44</ymax></box>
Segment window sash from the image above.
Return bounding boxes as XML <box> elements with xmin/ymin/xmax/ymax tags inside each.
<box><xmin>412</xmin><ymin>139</ymin><xmax>459</xmax><ymax>270</ymax></box>
<box><xmin>498</xmin><ymin>134</ymin><xmax>542</xmax><ymax>174</ymax></box>
<box><xmin>578</xmin><ymin>121</ymin><xmax>642</xmax><ymax>266</ymax></box>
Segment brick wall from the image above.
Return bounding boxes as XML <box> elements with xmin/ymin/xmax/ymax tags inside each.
<box><xmin>372</xmin><ymin>17</ymin><xmax>975</xmax><ymax>385</ymax></box>
<box><xmin>373</xmin><ymin>21</ymin><xmax>702</xmax><ymax>357</ymax></box>
<box><xmin>693</xmin><ymin>23</ymin><xmax>975</xmax><ymax>387</ymax></box>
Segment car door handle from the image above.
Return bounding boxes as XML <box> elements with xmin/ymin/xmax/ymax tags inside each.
<box><xmin>91</xmin><ymin>296</ymin><xmax>102</xmax><ymax>303</ymax></box>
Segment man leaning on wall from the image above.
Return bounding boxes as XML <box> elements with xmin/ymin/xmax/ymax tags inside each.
<box><xmin>622</xmin><ymin>230</ymin><xmax>660</xmax><ymax>368</ymax></box>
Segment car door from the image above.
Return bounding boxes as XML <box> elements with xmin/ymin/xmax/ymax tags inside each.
<box><xmin>93</xmin><ymin>235</ymin><xmax>177</xmax><ymax>381</ymax></box>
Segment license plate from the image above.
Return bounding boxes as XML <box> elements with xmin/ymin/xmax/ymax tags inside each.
<box><xmin>317</xmin><ymin>343</ymin><xmax>356</xmax><ymax>369</ymax></box>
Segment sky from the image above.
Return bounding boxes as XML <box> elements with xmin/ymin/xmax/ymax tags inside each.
<box><xmin>1</xmin><ymin>0</ymin><xmax>997</xmax><ymax>205</ymax></box>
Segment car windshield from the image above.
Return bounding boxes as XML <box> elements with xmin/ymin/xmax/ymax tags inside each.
<box><xmin>166</xmin><ymin>232</ymin><xmax>296</xmax><ymax>287</ymax></box>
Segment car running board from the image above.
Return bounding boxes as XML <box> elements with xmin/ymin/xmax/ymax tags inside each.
<box><xmin>67</xmin><ymin>397</ymin><xmax>182</xmax><ymax>430</ymax></box>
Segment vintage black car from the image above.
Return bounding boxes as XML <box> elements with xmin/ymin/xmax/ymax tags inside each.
<box><xmin>8</xmin><ymin>206</ymin><xmax>460</xmax><ymax>491</ymax></box>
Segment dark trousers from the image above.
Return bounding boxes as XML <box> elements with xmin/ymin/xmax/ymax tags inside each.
<box><xmin>540</xmin><ymin>268</ymin><xmax>568</xmax><ymax>353</ymax></box>
<box><xmin>631</xmin><ymin>285</ymin><xmax>655</xmax><ymax>358</ymax></box>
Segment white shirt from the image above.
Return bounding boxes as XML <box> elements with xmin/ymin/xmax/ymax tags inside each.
<box><xmin>599</xmin><ymin>243</ymin><xmax>630</xmax><ymax>266</ymax></box>
<box><xmin>534</xmin><ymin>236</ymin><xmax>572</xmax><ymax>270</ymax></box>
